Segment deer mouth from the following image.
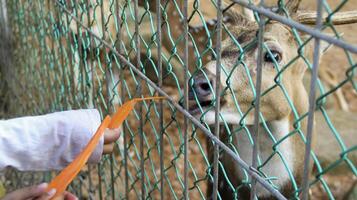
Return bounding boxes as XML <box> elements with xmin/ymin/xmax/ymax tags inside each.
<box><xmin>187</xmin><ymin>99</ymin><xmax>214</xmax><ymax>115</ymax></box>
<box><xmin>186</xmin><ymin>96</ymin><xmax>227</xmax><ymax>115</ymax></box>
<box><xmin>205</xmin><ymin>110</ymin><xmax>255</xmax><ymax>125</ymax></box>
<box><xmin>184</xmin><ymin>96</ymin><xmax>255</xmax><ymax>125</ymax></box>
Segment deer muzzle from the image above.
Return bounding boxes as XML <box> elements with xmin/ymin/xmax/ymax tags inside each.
<box><xmin>188</xmin><ymin>71</ymin><xmax>225</xmax><ymax>114</ymax></box>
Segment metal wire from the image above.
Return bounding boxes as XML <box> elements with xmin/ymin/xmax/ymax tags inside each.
<box><xmin>132</xmin><ymin>0</ymin><xmax>145</xmax><ymax>198</ymax></box>
<box><xmin>250</xmin><ymin>0</ymin><xmax>265</xmax><ymax>199</ymax></box>
<box><xmin>183</xmin><ymin>0</ymin><xmax>189</xmax><ymax>199</ymax></box>
<box><xmin>156</xmin><ymin>0</ymin><xmax>164</xmax><ymax>199</ymax></box>
<box><xmin>213</xmin><ymin>0</ymin><xmax>222</xmax><ymax>199</ymax></box>
<box><xmin>301</xmin><ymin>0</ymin><xmax>324</xmax><ymax>199</ymax></box>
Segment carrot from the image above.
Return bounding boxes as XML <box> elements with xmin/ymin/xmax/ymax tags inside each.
<box><xmin>46</xmin><ymin>97</ymin><xmax>165</xmax><ymax>199</ymax></box>
<box><xmin>108</xmin><ymin>97</ymin><xmax>165</xmax><ymax>129</ymax></box>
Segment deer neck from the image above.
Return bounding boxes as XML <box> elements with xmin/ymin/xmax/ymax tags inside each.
<box><xmin>220</xmin><ymin>117</ymin><xmax>298</xmax><ymax>198</ymax></box>
<box><xmin>220</xmin><ymin>82</ymin><xmax>308</xmax><ymax>198</ymax></box>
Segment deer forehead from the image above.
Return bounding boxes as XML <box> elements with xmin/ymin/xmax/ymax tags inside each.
<box><xmin>265</xmin><ymin>23</ymin><xmax>295</xmax><ymax>44</ymax></box>
<box><xmin>223</xmin><ymin>22</ymin><xmax>294</xmax><ymax>50</ymax></box>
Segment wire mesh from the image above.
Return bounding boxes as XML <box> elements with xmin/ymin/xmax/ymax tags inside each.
<box><xmin>0</xmin><ymin>0</ymin><xmax>356</xmax><ymax>199</ymax></box>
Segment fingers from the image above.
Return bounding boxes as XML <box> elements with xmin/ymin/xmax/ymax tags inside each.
<box><xmin>63</xmin><ymin>191</ymin><xmax>78</xmax><ymax>200</ymax></box>
<box><xmin>103</xmin><ymin>143</ymin><xmax>115</xmax><ymax>154</ymax></box>
<box><xmin>51</xmin><ymin>191</ymin><xmax>78</xmax><ymax>200</ymax></box>
<box><xmin>102</xmin><ymin>128</ymin><xmax>120</xmax><ymax>155</ymax></box>
<box><xmin>103</xmin><ymin>128</ymin><xmax>121</xmax><ymax>144</ymax></box>
<box><xmin>52</xmin><ymin>195</ymin><xmax>65</xmax><ymax>200</ymax></box>
<box><xmin>2</xmin><ymin>183</ymin><xmax>54</xmax><ymax>200</ymax></box>
<box><xmin>35</xmin><ymin>188</ymin><xmax>56</xmax><ymax>200</ymax></box>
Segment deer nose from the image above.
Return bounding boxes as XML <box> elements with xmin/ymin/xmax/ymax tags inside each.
<box><xmin>189</xmin><ymin>72</ymin><xmax>215</xmax><ymax>101</ymax></box>
<box><xmin>194</xmin><ymin>78</ymin><xmax>214</xmax><ymax>97</ymax></box>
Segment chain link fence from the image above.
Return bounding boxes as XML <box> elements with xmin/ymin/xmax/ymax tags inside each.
<box><xmin>1</xmin><ymin>0</ymin><xmax>356</xmax><ymax>199</ymax></box>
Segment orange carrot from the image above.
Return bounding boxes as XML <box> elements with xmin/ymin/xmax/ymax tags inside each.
<box><xmin>46</xmin><ymin>97</ymin><xmax>165</xmax><ymax>199</ymax></box>
<box><xmin>108</xmin><ymin>97</ymin><xmax>165</xmax><ymax>129</ymax></box>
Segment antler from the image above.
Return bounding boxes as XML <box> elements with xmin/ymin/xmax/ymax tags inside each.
<box><xmin>297</xmin><ymin>10</ymin><xmax>357</xmax><ymax>25</ymax></box>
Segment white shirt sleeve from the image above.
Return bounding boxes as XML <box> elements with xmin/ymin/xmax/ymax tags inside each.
<box><xmin>0</xmin><ymin>109</ymin><xmax>104</xmax><ymax>171</ymax></box>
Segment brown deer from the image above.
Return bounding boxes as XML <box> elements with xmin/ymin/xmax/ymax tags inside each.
<box><xmin>188</xmin><ymin>0</ymin><xmax>357</xmax><ymax>199</ymax></box>
<box><xmin>139</xmin><ymin>0</ymin><xmax>259</xmax><ymax>84</ymax></box>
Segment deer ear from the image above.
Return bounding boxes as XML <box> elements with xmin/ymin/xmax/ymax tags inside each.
<box><xmin>223</xmin><ymin>6</ymin><xmax>255</xmax><ymax>29</ymax></box>
<box><xmin>293</xmin><ymin>33</ymin><xmax>334</xmax><ymax>76</ymax></box>
<box><xmin>300</xmin><ymin>33</ymin><xmax>337</xmax><ymax>58</ymax></box>
<box><xmin>223</xmin><ymin>0</ymin><xmax>258</xmax><ymax>21</ymax></box>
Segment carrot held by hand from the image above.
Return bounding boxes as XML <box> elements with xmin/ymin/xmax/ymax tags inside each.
<box><xmin>108</xmin><ymin>97</ymin><xmax>165</xmax><ymax>129</ymax></box>
<box><xmin>46</xmin><ymin>97</ymin><xmax>165</xmax><ymax>199</ymax></box>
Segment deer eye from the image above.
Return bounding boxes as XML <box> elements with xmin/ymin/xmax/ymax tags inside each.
<box><xmin>264</xmin><ymin>50</ymin><xmax>282</xmax><ymax>63</ymax></box>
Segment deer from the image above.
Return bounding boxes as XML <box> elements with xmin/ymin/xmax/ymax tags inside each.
<box><xmin>187</xmin><ymin>0</ymin><xmax>357</xmax><ymax>199</ymax></box>
<box><xmin>139</xmin><ymin>0</ymin><xmax>259</xmax><ymax>85</ymax></box>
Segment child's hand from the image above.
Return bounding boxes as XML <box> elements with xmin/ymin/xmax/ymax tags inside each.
<box><xmin>1</xmin><ymin>183</ymin><xmax>54</xmax><ymax>200</ymax></box>
<box><xmin>102</xmin><ymin>128</ymin><xmax>121</xmax><ymax>154</ymax></box>
<box><xmin>1</xmin><ymin>183</ymin><xmax>77</xmax><ymax>200</ymax></box>
<box><xmin>52</xmin><ymin>191</ymin><xmax>78</xmax><ymax>200</ymax></box>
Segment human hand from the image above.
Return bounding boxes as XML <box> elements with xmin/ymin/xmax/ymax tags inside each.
<box><xmin>52</xmin><ymin>191</ymin><xmax>78</xmax><ymax>200</ymax></box>
<box><xmin>1</xmin><ymin>183</ymin><xmax>54</xmax><ymax>200</ymax></box>
<box><xmin>1</xmin><ymin>183</ymin><xmax>78</xmax><ymax>200</ymax></box>
<box><xmin>102</xmin><ymin>127</ymin><xmax>121</xmax><ymax>154</ymax></box>
<box><xmin>1</xmin><ymin>183</ymin><xmax>55</xmax><ymax>200</ymax></box>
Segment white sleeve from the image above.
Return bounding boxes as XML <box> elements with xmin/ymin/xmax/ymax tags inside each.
<box><xmin>0</xmin><ymin>109</ymin><xmax>104</xmax><ymax>171</ymax></box>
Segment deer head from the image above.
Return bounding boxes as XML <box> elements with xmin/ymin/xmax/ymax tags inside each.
<box><xmin>188</xmin><ymin>0</ymin><xmax>357</xmax><ymax>126</ymax></box>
